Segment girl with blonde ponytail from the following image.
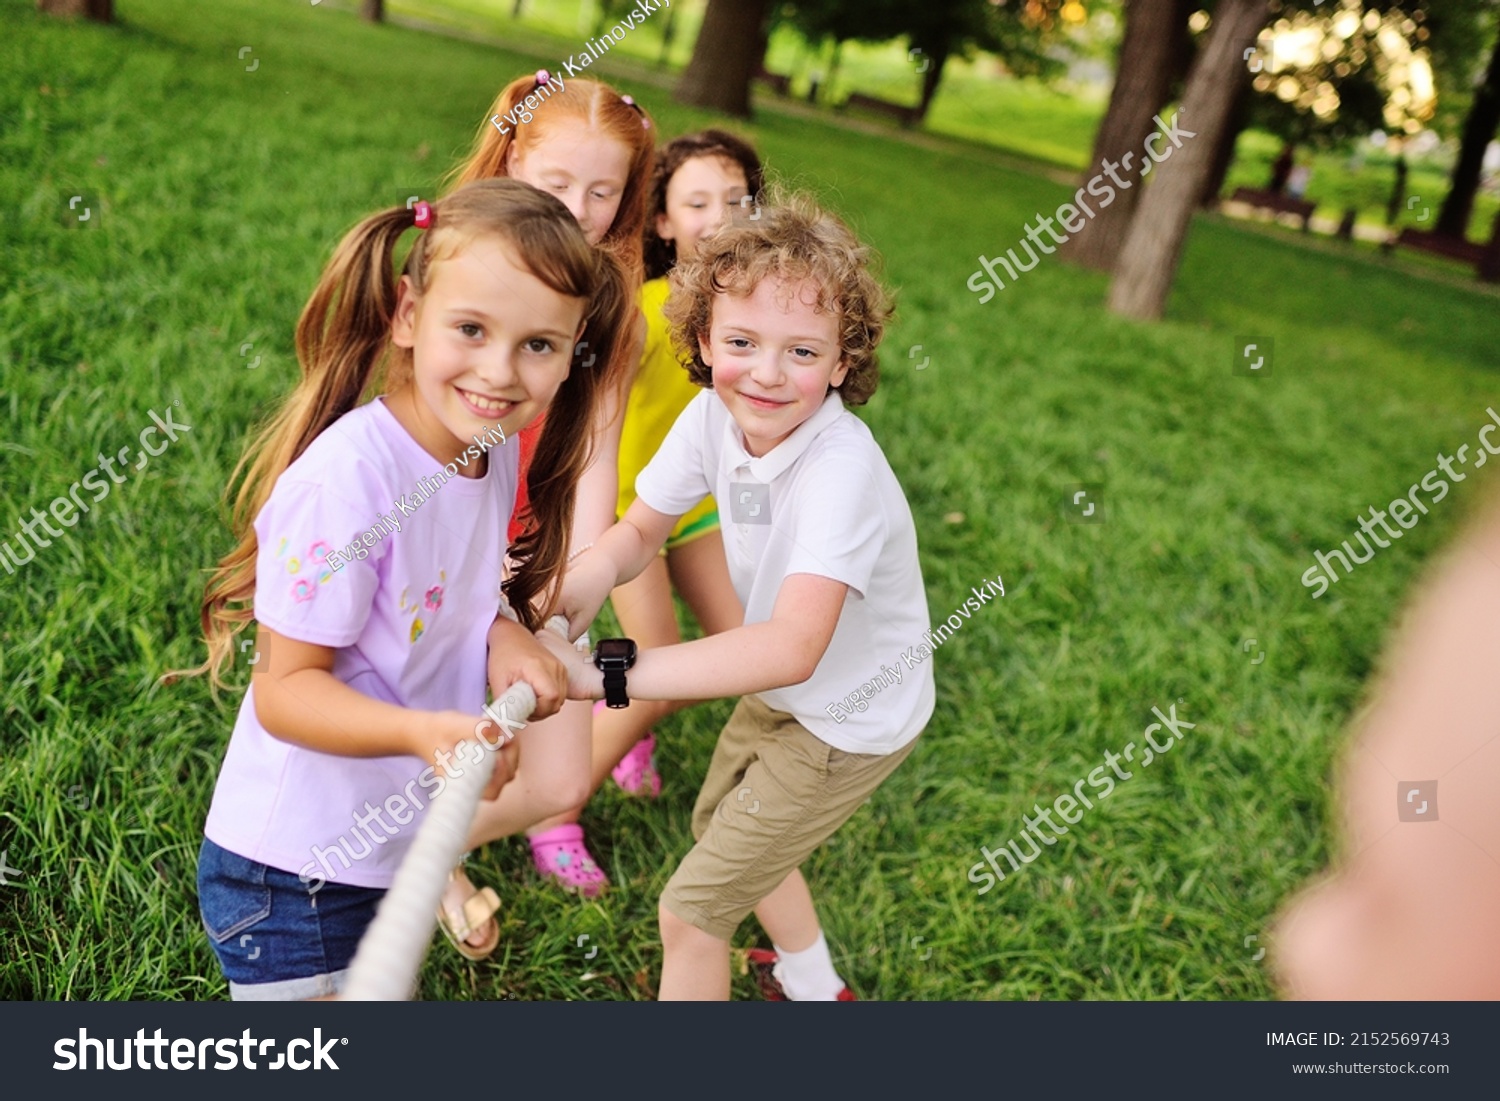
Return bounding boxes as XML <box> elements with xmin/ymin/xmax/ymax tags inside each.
<box><xmin>187</xmin><ymin>178</ymin><xmax>631</xmax><ymax>996</ymax></box>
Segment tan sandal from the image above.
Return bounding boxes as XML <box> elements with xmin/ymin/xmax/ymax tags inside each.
<box><xmin>437</xmin><ymin>870</ymin><xmax>501</xmax><ymax>961</ymax></box>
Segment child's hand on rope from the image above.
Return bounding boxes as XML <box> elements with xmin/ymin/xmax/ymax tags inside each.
<box><xmin>420</xmin><ymin>711</ymin><xmax>517</xmax><ymax>802</ymax></box>
<box><xmin>534</xmin><ymin>624</ymin><xmax>602</xmax><ymax>702</ymax></box>
<box><xmin>486</xmin><ymin>614</ymin><xmax>568</xmax><ymax>720</ymax></box>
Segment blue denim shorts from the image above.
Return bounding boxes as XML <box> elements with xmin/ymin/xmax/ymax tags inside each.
<box><xmin>197</xmin><ymin>837</ymin><xmax>384</xmax><ymax>1001</ymax></box>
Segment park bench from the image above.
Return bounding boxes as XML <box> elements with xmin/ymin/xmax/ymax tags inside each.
<box><xmin>839</xmin><ymin>91</ymin><xmax>920</xmax><ymax>128</ymax></box>
<box><xmin>1391</xmin><ymin>227</ymin><xmax>1484</xmax><ymax>265</ymax></box>
<box><xmin>1229</xmin><ymin>186</ymin><xmax>1316</xmax><ymax>232</ymax></box>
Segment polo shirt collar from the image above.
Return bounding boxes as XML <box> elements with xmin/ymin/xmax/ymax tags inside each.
<box><xmin>724</xmin><ymin>390</ymin><xmax>847</xmax><ymax>482</ymax></box>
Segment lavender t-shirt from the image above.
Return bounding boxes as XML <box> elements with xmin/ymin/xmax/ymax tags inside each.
<box><xmin>203</xmin><ymin>398</ymin><xmax>516</xmax><ymax>889</ymax></box>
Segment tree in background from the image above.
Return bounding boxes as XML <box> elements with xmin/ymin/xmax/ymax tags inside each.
<box><xmin>362</xmin><ymin>0</ymin><xmax>384</xmax><ymax>22</ymax></box>
<box><xmin>1433</xmin><ymin>6</ymin><xmax>1500</xmax><ymax>238</ymax></box>
<box><xmin>899</xmin><ymin>0</ymin><xmax>1074</xmax><ymax>122</ymax></box>
<box><xmin>1063</xmin><ymin>0</ymin><xmax>1195</xmax><ymax>271</ymax></box>
<box><xmin>1099</xmin><ymin>1</ymin><xmax>1459</xmax><ymax>319</ymax></box>
<box><xmin>676</xmin><ymin>0</ymin><xmax>772</xmax><ymax>116</ymax></box>
<box><xmin>594</xmin><ymin>0</ymin><xmax>628</xmax><ymax>38</ymax></box>
<box><xmin>1108</xmin><ymin>0</ymin><xmax>1273</xmax><ymax>320</ymax></box>
<box><xmin>1201</xmin><ymin>2</ymin><xmax>1499</xmax><ymax>236</ymax></box>
<box><xmin>1207</xmin><ymin>2</ymin><xmax>1433</xmax><ymax>205</ymax></box>
<box><xmin>768</xmin><ymin>0</ymin><xmax>866</xmax><ymax>102</ymax></box>
<box><xmin>772</xmin><ymin>0</ymin><xmax>1077</xmax><ymax>121</ymax></box>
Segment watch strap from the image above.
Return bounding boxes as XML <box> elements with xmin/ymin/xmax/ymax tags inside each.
<box><xmin>602</xmin><ymin>665</ymin><xmax>629</xmax><ymax>708</ymax></box>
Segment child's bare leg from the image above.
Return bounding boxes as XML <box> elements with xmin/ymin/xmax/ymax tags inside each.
<box><xmin>533</xmin><ymin>532</ymin><xmax>745</xmax><ymax>835</ymax></box>
<box><xmin>577</xmin><ymin>556</ymin><xmax>683</xmax><ymax>790</ymax></box>
<box><xmin>752</xmin><ymin>868</ymin><xmax>821</xmax><ymax>952</ymax></box>
<box><xmin>667</xmin><ymin>531</ymin><xmax>743</xmax><ymax>638</ymax></box>
<box><xmin>658</xmin><ymin>903</ymin><xmax>731</xmax><ymax>1000</ymax></box>
<box><xmin>463</xmin><ymin>699</ymin><xmax>593</xmax><ymax>846</ymax></box>
<box><xmin>527</xmin><ymin>557</ymin><xmax>683</xmax><ymax>835</ymax></box>
<box><xmin>440</xmin><ymin>712</ymin><xmax>588</xmax><ymax>945</ymax></box>
<box><xmin>583</xmin><ymin>534</ymin><xmax>743</xmax><ymax>782</ymax></box>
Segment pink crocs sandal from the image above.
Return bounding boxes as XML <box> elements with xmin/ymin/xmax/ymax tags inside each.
<box><xmin>528</xmin><ymin>823</ymin><xmax>609</xmax><ymax>897</ymax></box>
<box><xmin>611</xmin><ymin>732</ymin><xmax>662</xmax><ymax>799</ymax></box>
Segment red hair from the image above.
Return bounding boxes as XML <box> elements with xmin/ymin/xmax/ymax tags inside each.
<box><xmin>445</xmin><ymin>74</ymin><xmax>654</xmax><ymax>288</ymax></box>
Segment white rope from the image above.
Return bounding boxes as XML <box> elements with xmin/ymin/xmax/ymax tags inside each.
<box><xmin>341</xmin><ymin>616</ymin><xmax>583</xmax><ymax>1001</ymax></box>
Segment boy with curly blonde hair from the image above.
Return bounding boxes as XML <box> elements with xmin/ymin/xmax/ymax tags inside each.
<box><xmin>553</xmin><ymin>191</ymin><xmax>934</xmax><ymax>1000</ymax></box>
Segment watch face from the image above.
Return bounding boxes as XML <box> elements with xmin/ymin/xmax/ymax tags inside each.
<box><xmin>597</xmin><ymin>639</ymin><xmax>635</xmax><ymax>662</ymax></box>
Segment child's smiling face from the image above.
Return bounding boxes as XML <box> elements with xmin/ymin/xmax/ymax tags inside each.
<box><xmin>656</xmin><ymin>154</ymin><xmax>749</xmax><ymax>263</ymax></box>
<box><xmin>389</xmin><ymin>234</ymin><xmax>585</xmax><ymax>471</ymax></box>
<box><xmin>699</xmin><ymin>274</ymin><xmax>848</xmax><ymax>458</ymax></box>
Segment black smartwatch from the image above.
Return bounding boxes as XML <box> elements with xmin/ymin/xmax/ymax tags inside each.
<box><xmin>593</xmin><ymin>638</ymin><xmax>637</xmax><ymax>709</ymax></box>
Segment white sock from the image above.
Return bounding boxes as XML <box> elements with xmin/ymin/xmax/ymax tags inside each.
<box><xmin>773</xmin><ymin>932</ymin><xmax>845</xmax><ymax>1001</ymax></box>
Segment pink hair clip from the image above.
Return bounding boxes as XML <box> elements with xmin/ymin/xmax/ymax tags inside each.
<box><xmin>536</xmin><ymin>69</ymin><xmax>550</xmax><ymax>86</ymax></box>
<box><xmin>412</xmin><ymin>200</ymin><xmax>433</xmax><ymax>229</ymax></box>
<box><xmin>620</xmin><ymin>94</ymin><xmax>650</xmax><ymax>129</ymax></box>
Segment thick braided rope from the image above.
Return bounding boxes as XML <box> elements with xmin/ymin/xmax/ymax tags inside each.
<box><xmin>342</xmin><ymin>616</ymin><xmax>580</xmax><ymax>1001</ymax></box>
<box><xmin>341</xmin><ymin>682</ymin><xmax>536</xmax><ymax>1000</ymax></box>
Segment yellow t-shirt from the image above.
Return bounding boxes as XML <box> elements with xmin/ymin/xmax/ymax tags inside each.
<box><xmin>617</xmin><ymin>277</ymin><xmax>718</xmax><ymax>546</ymax></box>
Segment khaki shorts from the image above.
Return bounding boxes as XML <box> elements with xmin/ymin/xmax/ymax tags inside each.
<box><xmin>661</xmin><ymin>694</ymin><xmax>919</xmax><ymax>941</ymax></box>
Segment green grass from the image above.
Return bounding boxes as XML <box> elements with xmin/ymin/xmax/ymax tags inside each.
<box><xmin>2</xmin><ymin>0</ymin><xmax>1498</xmax><ymax>1002</ymax></box>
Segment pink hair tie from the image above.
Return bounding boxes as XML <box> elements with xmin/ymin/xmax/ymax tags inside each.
<box><xmin>412</xmin><ymin>200</ymin><xmax>433</xmax><ymax>229</ymax></box>
<box><xmin>536</xmin><ymin>69</ymin><xmax>550</xmax><ymax>86</ymax></box>
<box><xmin>620</xmin><ymin>94</ymin><xmax>650</xmax><ymax>129</ymax></box>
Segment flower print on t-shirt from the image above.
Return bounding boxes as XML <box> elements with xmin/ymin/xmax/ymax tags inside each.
<box><xmin>398</xmin><ymin>570</ymin><xmax>446</xmax><ymax>644</ymax></box>
<box><xmin>275</xmin><ymin>535</ymin><xmax>336</xmax><ymax>604</ymax></box>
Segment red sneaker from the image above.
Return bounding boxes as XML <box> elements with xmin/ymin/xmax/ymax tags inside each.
<box><xmin>745</xmin><ymin>948</ymin><xmax>858</xmax><ymax>1001</ymax></box>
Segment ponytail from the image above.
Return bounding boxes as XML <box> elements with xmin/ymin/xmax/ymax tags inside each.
<box><xmin>178</xmin><ymin>205</ymin><xmax>416</xmax><ymax>692</ymax></box>
<box><xmin>505</xmin><ymin>249</ymin><xmax>635</xmax><ymax>627</ymax></box>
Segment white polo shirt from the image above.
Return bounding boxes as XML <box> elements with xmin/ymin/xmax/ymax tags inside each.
<box><xmin>636</xmin><ymin>389</ymin><xmax>934</xmax><ymax>754</ymax></box>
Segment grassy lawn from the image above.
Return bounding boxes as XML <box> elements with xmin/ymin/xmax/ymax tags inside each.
<box><xmin>2</xmin><ymin>0</ymin><xmax>1498</xmax><ymax>1002</ymax></box>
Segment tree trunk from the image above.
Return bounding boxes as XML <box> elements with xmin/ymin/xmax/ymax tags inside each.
<box><xmin>914</xmin><ymin>40</ymin><xmax>952</xmax><ymax>124</ymax></box>
<box><xmin>361</xmin><ymin>0</ymin><xmax>384</xmax><ymax>22</ymax></box>
<box><xmin>675</xmin><ymin>0</ymin><xmax>770</xmax><ymax>117</ymax></box>
<box><xmin>1481</xmin><ymin>209</ymin><xmax>1500</xmax><ymax>283</ymax></box>
<box><xmin>1108</xmin><ymin>0</ymin><xmax>1271</xmax><ymax>321</ymax></box>
<box><xmin>36</xmin><ymin>0</ymin><xmax>112</xmax><ymax>20</ymax></box>
<box><xmin>1062</xmin><ymin>0</ymin><xmax>1193</xmax><ymax>272</ymax></box>
<box><xmin>1200</xmin><ymin>69</ymin><xmax>1252</xmax><ymax>207</ymax></box>
<box><xmin>1435</xmin><ymin>31</ymin><xmax>1500</xmax><ymax>240</ymax></box>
